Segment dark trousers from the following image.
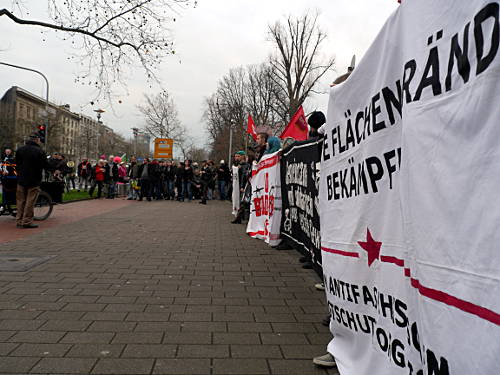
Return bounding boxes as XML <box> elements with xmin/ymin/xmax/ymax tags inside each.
<box><xmin>165</xmin><ymin>180</ymin><xmax>175</xmax><ymax>199</ymax></box>
<box><xmin>200</xmin><ymin>182</ymin><xmax>208</xmax><ymax>203</ymax></box>
<box><xmin>218</xmin><ymin>180</ymin><xmax>226</xmax><ymax>200</ymax></box>
<box><xmin>140</xmin><ymin>179</ymin><xmax>151</xmax><ymax>200</ymax></box>
<box><xmin>176</xmin><ymin>181</ymin><xmax>183</xmax><ymax>200</ymax></box>
<box><xmin>89</xmin><ymin>181</ymin><xmax>104</xmax><ymax>198</ymax></box>
<box><xmin>182</xmin><ymin>181</ymin><xmax>192</xmax><ymax>201</ymax></box>
<box><xmin>16</xmin><ymin>185</ymin><xmax>40</xmax><ymax>225</ymax></box>
<box><xmin>154</xmin><ymin>180</ymin><xmax>163</xmax><ymax>199</ymax></box>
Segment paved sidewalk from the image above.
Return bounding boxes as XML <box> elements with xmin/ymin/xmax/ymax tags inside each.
<box><xmin>0</xmin><ymin>200</ymin><xmax>338</xmax><ymax>375</ymax></box>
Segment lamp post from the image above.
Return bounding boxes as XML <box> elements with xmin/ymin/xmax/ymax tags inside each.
<box><xmin>216</xmin><ymin>99</ymin><xmax>235</xmax><ymax>167</ymax></box>
<box><xmin>93</xmin><ymin>108</ymin><xmax>105</xmax><ymax>157</ymax></box>
<box><xmin>131</xmin><ymin>128</ymin><xmax>139</xmax><ymax>156</ymax></box>
<box><xmin>228</xmin><ymin>122</ymin><xmax>233</xmax><ymax>167</ymax></box>
<box><xmin>0</xmin><ymin>61</ymin><xmax>50</xmax><ymax>149</ymax></box>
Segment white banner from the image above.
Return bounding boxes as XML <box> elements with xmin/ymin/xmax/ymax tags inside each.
<box><xmin>319</xmin><ymin>1</ymin><xmax>500</xmax><ymax>375</ymax></box>
<box><xmin>232</xmin><ymin>165</ymin><xmax>240</xmax><ymax>216</ymax></box>
<box><xmin>247</xmin><ymin>152</ymin><xmax>282</xmax><ymax>246</ymax></box>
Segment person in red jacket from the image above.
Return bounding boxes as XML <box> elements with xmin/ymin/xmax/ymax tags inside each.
<box><xmin>89</xmin><ymin>160</ymin><xmax>106</xmax><ymax>199</ymax></box>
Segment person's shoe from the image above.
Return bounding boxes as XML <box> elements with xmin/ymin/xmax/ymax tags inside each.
<box><xmin>275</xmin><ymin>242</ymin><xmax>293</xmax><ymax>250</ymax></box>
<box><xmin>138</xmin><ymin>198</ymin><xmax>143</xmax><ymax>201</ymax></box>
<box><xmin>315</xmin><ymin>283</ymin><xmax>325</xmax><ymax>291</ymax></box>
<box><xmin>302</xmin><ymin>262</ymin><xmax>313</xmax><ymax>269</ymax></box>
<box><xmin>299</xmin><ymin>256</ymin><xmax>308</xmax><ymax>263</ymax></box>
<box><xmin>231</xmin><ymin>217</ymin><xmax>242</xmax><ymax>224</ymax></box>
<box><xmin>147</xmin><ymin>198</ymin><xmax>152</xmax><ymax>201</ymax></box>
<box><xmin>16</xmin><ymin>224</ymin><xmax>23</xmax><ymax>228</ymax></box>
<box><xmin>22</xmin><ymin>223</ymin><xmax>39</xmax><ymax>229</ymax></box>
<box><xmin>127</xmin><ymin>197</ymin><xmax>133</xmax><ymax>200</ymax></box>
<box><xmin>199</xmin><ymin>201</ymin><xmax>207</xmax><ymax>205</ymax></box>
<box><xmin>322</xmin><ymin>315</ymin><xmax>331</xmax><ymax>327</ymax></box>
<box><xmin>313</xmin><ymin>353</ymin><xmax>336</xmax><ymax>368</ymax></box>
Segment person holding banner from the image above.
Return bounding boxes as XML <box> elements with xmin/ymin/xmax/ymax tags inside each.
<box><xmin>232</xmin><ymin>153</ymin><xmax>255</xmax><ymax>224</ymax></box>
<box><xmin>255</xmin><ymin>132</ymin><xmax>269</xmax><ymax>161</ymax></box>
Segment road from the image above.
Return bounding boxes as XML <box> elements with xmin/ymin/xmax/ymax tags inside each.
<box><xmin>0</xmin><ymin>199</ymin><xmax>338</xmax><ymax>375</ymax></box>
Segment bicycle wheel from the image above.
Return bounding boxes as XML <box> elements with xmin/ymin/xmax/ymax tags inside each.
<box><xmin>33</xmin><ymin>191</ymin><xmax>53</xmax><ymax>221</ymax></box>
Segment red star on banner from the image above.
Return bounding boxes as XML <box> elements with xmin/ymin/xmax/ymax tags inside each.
<box><xmin>358</xmin><ymin>228</ymin><xmax>382</xmax><ymax>267</ymax></box>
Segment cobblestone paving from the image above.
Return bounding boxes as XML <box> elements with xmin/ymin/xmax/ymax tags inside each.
<box><xmin>0</xmin><ymin>200</ymin><xmax>338</xmax><ymax>374</ymax></box>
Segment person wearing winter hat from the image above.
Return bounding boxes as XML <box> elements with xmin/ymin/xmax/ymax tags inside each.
<box><xmin>217</xmin><ymin>159</ymin><xmax>230</xmax><ymax>200</ymax></box>
<box><xmin>308</xmin><ymin>111</ymin><xmax>326</xmax><ymax>139</ymax></box>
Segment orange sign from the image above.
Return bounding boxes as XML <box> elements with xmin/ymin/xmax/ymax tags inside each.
<box><xmin>153</xmin><ymin>138</ymin><xmax>173</xmax><ymax>159</ymax></box>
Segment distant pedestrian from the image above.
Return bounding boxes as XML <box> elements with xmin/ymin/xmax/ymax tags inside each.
<box><xmin>164</xmin><ymin>160</ymin><xmax>176</xmax><ymax>200</ymax></box>
<box><xmin>182</xmin><ymin>160</ymin><xmax>194</xmax><ymax>201</ymax></box>
<box><xmin>77</xmin><ymin>158</ymin><xmax>92</xmax><ymax>191</ymax></box>
<box><xmin>138</xmin><ymin>158</ymin><xmax>152</xmax><ymax>201</ymax></box>
<box><xmin>217</xmin><ymin>160</ymin><xmax>229</xmax><ymax>200</ymax></box>
<box><xmin>89</xmin><ymin>160</ymin><xmax>106</xmax><ymax>199</ymax></box>
<box><xmin>105</xmin><ymin>156</ymin><xmax>119</xmax><ymax>199</ymax></box>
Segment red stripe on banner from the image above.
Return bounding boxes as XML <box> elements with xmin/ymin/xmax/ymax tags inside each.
<box><xmin>248</xmin><ymin>231</ymin><xmax>265</xmax><ymax>237</ymax></box>
<box><xmin>252</xmin><ymin>155</ymin><xmax>280</xmax><ymax>176</ymax></box>
<box><xmin>321</xmin><ymin>246</ymin><xmax>359</xmax><ymax>258</ymax></box>
<box><xmin>410</xmin><ymin>278</ymin><xmax>500</xmax><ymax>325</ymax></box>
<box><xmin>380</xmin><ymin>255</ymin><xmax>405</xmax><ymax>267</ymax></box>
<box><xmin>323</xmin><ymin>246</ymin><xmax>500</xmax><ymax>325</ymax></box>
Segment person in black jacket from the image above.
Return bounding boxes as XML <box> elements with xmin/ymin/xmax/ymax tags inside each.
<box><xmin>164</xmin><ymin>160</ymin><xmax>176</xmax><ymax>200</ymax></box>
<box><xmin>181</xmin><ymin>160</ymin><xmax>194</xmax><ymax>201</ymax></box>
<box><xmin>199</xmin><ymin>161</ymin><xmax>214</xmax><ymax>205</ymax></box>
<box><xmin>1</xmin><ymin>148</ymin><xmax>16</xmax><ymax>206</ymax></box>
<box><xmin>137</xmin><ymin>158</ymin><xmax>152</xmax><ymax>201</ymax></box>
<box><xmin>216</xmin><ymin>160</ymin><xmax>229</xmax><ymax>200</ymax></box>
<box><xmin>149</xmin><ymin>159</ymin><xmax>162</xmax><ymax>200</ymax></box>
<box><xmin>105</xmin><ymin>156</ymin><xmax>119</xmax><ymax>199</ymax></box>
<box><xmin>175</xmin><ymin>162</ymin><xmax>184</xmax><ymax>201</ymax></box>
<box><xmin>14</xmin><ymin>134</ymin><xmax>53</xmax><ymax>228</ymax></box>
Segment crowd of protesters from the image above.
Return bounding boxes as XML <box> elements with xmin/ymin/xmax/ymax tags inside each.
<box><xmin>75</xmin><ymin>156</ymin><xmax>232</xmax><ymax>204</ymax></box>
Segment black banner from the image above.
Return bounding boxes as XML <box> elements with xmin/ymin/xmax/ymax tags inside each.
<box><xmin>280</xmin><ymin>139</ymin><xmax>322</xmax><ymax>276</ymax></box>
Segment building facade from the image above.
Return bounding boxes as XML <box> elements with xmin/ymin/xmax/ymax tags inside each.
<box><xmin>1</xmin><ymin>86</ymin><xmax>136</xmax><ymax>162</ymax></box>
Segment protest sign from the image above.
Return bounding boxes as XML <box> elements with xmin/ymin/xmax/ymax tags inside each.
<box><xmin>319</xmin><ymin>1</ymin><xmax>500</xmax><ymax>374</ymax></box>
<box><xmin>247</xmin><ymin>152</ymin><xmax>282</xmax><ymax>246</ymax></box>
<box><xmin>280</xmin><ymin>139</ymin><xmax>322</xmax><ymax>274</ymax></box>
<box><xmin>232</xmin><ymin>165</ymin><xmax>240</xmax><ymax>216</ymax></box>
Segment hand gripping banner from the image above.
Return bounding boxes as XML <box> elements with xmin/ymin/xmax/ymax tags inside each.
<box><xmin>319</xmin><ymin>1</ymin><xmax>500</xmax><ymax>374</ymax></box>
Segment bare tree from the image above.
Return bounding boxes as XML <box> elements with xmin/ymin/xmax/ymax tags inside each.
<box><xmin>204</xmin><ymin>63</ymin><xmax>287</xmax><ymax>160</ymax></box>
<box><xmin>137</xmin><ymin>91</ymin><xmax>186</xmax><ymax>141</ymax></box>
<box><xmin>245</xmin><ymin>63</ymin><xmax>283</xmax><ymax>134</ymax></box>
<box><xmin>268</xmin><ymin>12</ymin><xmax>335</xmax><ymax>121</ymax></box>
<box><xmin>175</xmin><ymin>133</ymin><xmax>195</xmax><ymax>160</ymax></box>
<box><xmin>1</xmin><ymin>0</ymin><xmax>195</xmax><ymax>97</ymax></box>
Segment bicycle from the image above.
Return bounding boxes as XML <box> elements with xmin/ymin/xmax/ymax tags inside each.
<box><xmin>0</xmin><ymin>189</ymin><xmax>54</xmax><ymax>221</ymax></box>
<box><xmin>1</xmin><ymin>161</ymin><xmax>54</xmax><ymax>221</ymax></box>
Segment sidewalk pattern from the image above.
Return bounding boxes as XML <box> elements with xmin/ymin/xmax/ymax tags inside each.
<box><xmin>0</xmin><ymin>200</ymin><xmax>338</xmax><ymax>375</ymax></box>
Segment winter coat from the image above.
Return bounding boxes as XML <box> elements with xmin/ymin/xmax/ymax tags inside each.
<box><xmin>77</xmin><ymin>161</ymin><xmax>92</xmax><ymax>177</ymax></box>
<box><xmin>105</xmin><ymin>162</ymin><xmax>119</xmax><ymax>182</ymax></box>
<box><xmin>15</xmin><ymin>140</ymin><xmax>51</xmax><ymax>188</ymax></box>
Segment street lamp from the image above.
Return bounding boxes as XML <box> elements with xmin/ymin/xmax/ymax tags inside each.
<box><xmin>131</xmin><ymin>127</ymin><xmax>139</xmax><ymax>156</ymax></box>
<box><xmin>93</xmin><ymin>108</ymin><xmax>105</xmax><ymax>157</ymax></box>
<box><xmin>0</xmin><ymin>61</ymin><xmax>50</xmax><ymax>149</ymax></box>
<box><xmin>216</xmin><ymin>99</ymin><xmax>234</xmax><ymax>167</ymax></box>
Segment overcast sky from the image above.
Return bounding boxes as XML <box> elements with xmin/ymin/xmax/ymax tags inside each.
<box><xmin>0</xmin><ymin>0</ymin><xmax>399</xmax><ymax>148</ymax></box>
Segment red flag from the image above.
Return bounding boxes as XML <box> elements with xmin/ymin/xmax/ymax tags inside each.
<box><xmin>280</xmin><ymin>106</ymin><xmax>308</xmax><ymax>141</ymax></box>
<box><xmin>247</xmin><ymin>114</ymin><xmax>257</xmax><ymax>141</ymax></box>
